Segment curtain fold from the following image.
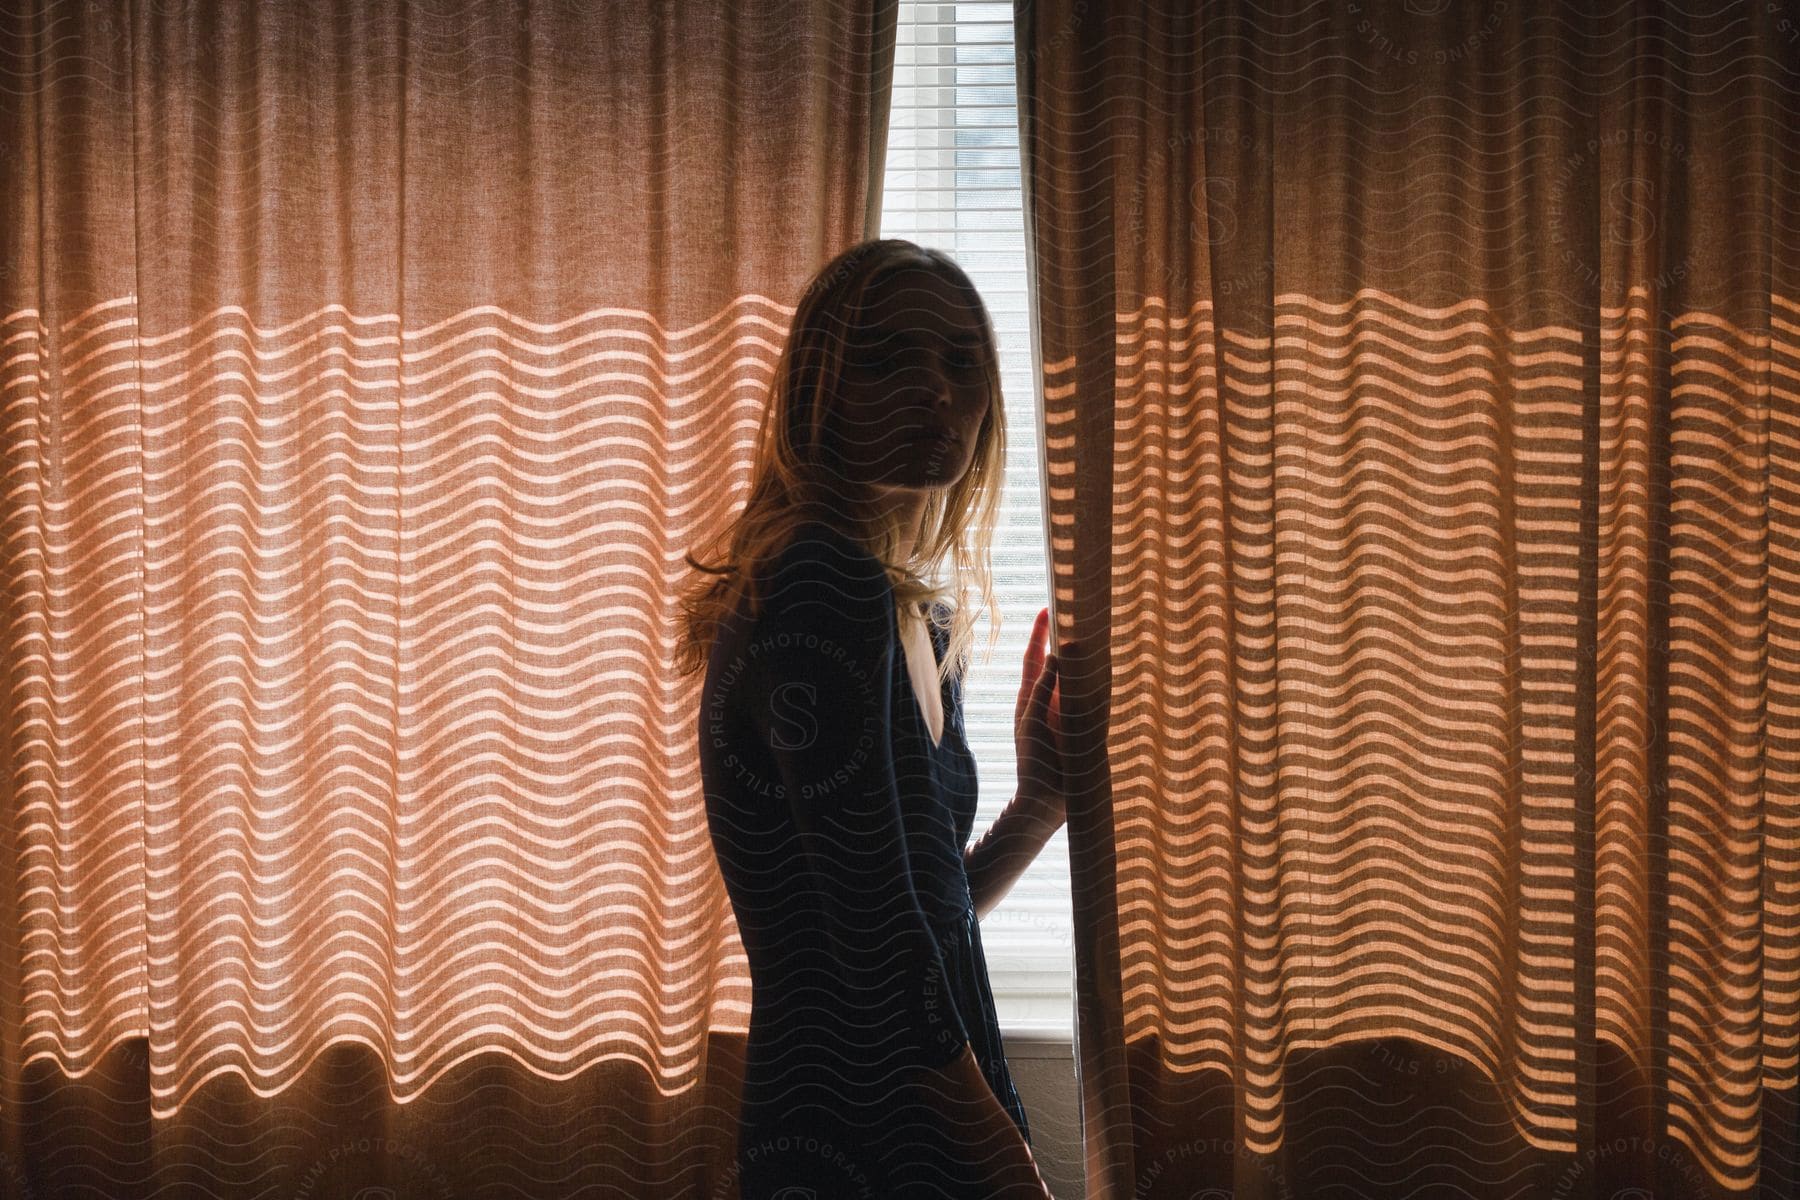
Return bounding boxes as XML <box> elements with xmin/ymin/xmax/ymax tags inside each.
<box><xmin>0</xmin><ymin>1</ymin><xmax>896</xmax><ymax>1195</ymax></box>
<box><xmin>1016</xmin><ymin>1</ymin><xmax>1800</xmax><ymax>1197</ymax></box>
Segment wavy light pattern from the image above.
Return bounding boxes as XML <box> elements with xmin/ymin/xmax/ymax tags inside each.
<box><xmin>1063</xmin><ymin>287</ymin><xmax>1798</xmax><ymax>1188</ymax></box>
<box><xmin>2</xmin><ymin>0</ymin><xmax>901</xmax><ymax>1190</ymax></box>
<box><xmin>1019</xmin><ymin>3</ymin><xmax>1798</xmax><ymax>1196</ymax></box>
<box><xmin>3</xmin><ymin>296</ymin><xmax>837</xmax><ymax>1119</ymax></box>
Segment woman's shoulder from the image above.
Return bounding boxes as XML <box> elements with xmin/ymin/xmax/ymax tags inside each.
<box><xmin>768</xmin><ymin>519</ymin><xmax>876</xmax><ymax>568</ymax></box>
<box><xmin>714</xmin><ymin>522</ymin><xmax>898</xmax><ymax>692</ymax></box>
<box><xmin>709</xmin><ymin>520</ymin><xmax>897</xmax><ymax>659</ymax></box>
<box><xmin>760</xmin><ymin>520</ymin><xmax>892</xmax><ymax>608</ymax></box>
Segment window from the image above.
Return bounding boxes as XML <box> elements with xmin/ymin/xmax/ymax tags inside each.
<box><xmin>878</xmin><ymin>0</ymin><xmax>1071</xmax><ymax>1035</ymax></box>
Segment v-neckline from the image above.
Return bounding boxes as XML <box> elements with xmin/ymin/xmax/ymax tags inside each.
<box><xmin>897</xmin><ymin>603</ymin><xmax>947</xmax><ymax>751</ymax></box>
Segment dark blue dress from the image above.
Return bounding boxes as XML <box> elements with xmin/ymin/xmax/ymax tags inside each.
<box><xmin>699</xmin><ymin>520</ymin><xmax>1031</xmax><ymax>1199</ymax></box>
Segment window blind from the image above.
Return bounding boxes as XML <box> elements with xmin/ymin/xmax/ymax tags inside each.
<box><xmin>877</xmin><ymin>0</ymin><xmax>1071</xmax><ymax>1035</ymax></box>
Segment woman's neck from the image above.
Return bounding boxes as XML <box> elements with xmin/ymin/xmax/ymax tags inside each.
<box><xmin>861</xmin><ymin>486</ymin><xmax>928</xmax><ymax>557</ymax></box>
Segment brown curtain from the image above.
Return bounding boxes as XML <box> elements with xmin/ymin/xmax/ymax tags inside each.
<box><xmin>0</xmin><ymin>2</ymin><xmax>895</xmax><ymax>1196</ymax></box>
<box><xmin>1018</xmin><ymin>1</ymin><xmax>1799</xmax><ymax>1197</ymax></box>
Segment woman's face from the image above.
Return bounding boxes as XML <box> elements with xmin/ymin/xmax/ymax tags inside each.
<box><xmin>825</xmin><ymin>265</ymin><xmax>992</xmax><ymax>494</ymax></box>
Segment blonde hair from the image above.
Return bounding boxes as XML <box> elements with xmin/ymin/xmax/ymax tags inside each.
<box><xmin>674</xmin><ymin>238</ymin><xmax>1006</xmax><ymax>688</ymax></box>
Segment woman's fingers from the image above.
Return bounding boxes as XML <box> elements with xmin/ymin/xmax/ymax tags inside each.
<box><xmin>1015</xmin><ymin>607</ymin><xmax>1050</xmax><ymax>726</ymax></box>
<box><xmin>1027</xmin><ymin>652</ymin><xmax>1057</xmax><ymax>729</ymax></box>
<box><xmin>1021</xmin><ymin>608</ymin><xmax>1047</xmax><ymax>684</ymax></box>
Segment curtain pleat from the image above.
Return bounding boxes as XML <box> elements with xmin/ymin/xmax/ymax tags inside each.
<box><xmin>1016</xmin><ymin>1</ymin><xmax>1800</xmax><ymax>1197</ymax></box>
<box><xmin>0</xmin><ymin>1</ymin><xmax>897</xmax><ymax>1195</ymax></box>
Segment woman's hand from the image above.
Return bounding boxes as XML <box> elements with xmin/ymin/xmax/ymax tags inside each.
<box><xmin>1013</xmin><ymin>607</ymin><xmax>1067</xmax><ymax>832</ymax></box>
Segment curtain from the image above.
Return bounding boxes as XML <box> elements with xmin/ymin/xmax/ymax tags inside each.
<box><xmin>0</xmin><ymin>2</ymin><xmax>896</xmax><ymax>1196</ymax></box>
<box><xmin>1017</xmin><ymin>1</ymin><xmax>1800</xmax><ymax>1197</ymax></box>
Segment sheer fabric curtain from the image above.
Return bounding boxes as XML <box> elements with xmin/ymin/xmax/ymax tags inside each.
<box><xmin>1016</xmin><ymin>1</ymin><xmax>1799</xmax><ymax>1197</ymax></box>
<box><xmin>0</xmin><ymin>2</ymin><xmax>895</xmax><ymax>1195</ymax></box>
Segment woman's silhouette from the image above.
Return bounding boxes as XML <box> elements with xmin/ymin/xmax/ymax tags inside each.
<box><xmin>680</xmin><ymin>239</ymin><xmax>1066</xmax><ymax>1198</ymax></box>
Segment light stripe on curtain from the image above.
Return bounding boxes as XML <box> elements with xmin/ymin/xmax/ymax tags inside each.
<box><xmin>1016</xmin><ymin>1</ymin><xmax>1799</xmax><ymax>1197</ymax></box>
<box><xmin>0</xmin><ymin>2</ymin><xmax>896</xmax><ymax>1195</ymax></box>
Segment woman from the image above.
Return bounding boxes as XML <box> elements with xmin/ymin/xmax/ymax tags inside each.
<box><xmin>678</xmin><ymin>239</ymin><xmax>1067</xmax><ymax>1198</ymax></box>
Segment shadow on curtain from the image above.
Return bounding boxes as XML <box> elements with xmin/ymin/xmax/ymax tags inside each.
<box><xmin>1015</xmin><ymin>1</ymin><xmax>1800</xmax><ymax>1197</ymax></box>
<box><xmin>0</xmin><ymin>1</ymin><xmax>897</xmax><ymax>1195</ymax></box>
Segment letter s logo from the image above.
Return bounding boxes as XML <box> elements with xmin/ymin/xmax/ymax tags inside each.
<box><xmin>767</xmin><ymin>682</ymin><xmax>820</xmax><ymax>751</ymax></box>
<box><xmin>1604</xmin><ymin>178</ymin><xmax>1657</xmax><ymax>248</ymax></box>
<box><xmin>1197</xmin><ymin>177</ymin><xmax>1238</xmax><ymax>245</ymax></box>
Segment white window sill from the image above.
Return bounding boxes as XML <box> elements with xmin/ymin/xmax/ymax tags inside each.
<box><xmin>999</xmin><ymin>1027</ymin><xmax>1075</xmax><ymax>1058</ymax></box>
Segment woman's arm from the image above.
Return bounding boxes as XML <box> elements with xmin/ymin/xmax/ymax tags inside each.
<box><xmin>966</xmin><ymin>792</ymin><xmax>1062</xmax><ymax>922</ymax></box>
<box><xmin>969</xmin><ymin>606</ymin><xmax>1067</xmax><ymax>921</ymax></box>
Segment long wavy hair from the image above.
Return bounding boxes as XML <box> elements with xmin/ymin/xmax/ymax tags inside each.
<box><xmin>674</xmin><ymin>238</ymin><xmax>1006</xmax><ymax>688</ymax></box>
